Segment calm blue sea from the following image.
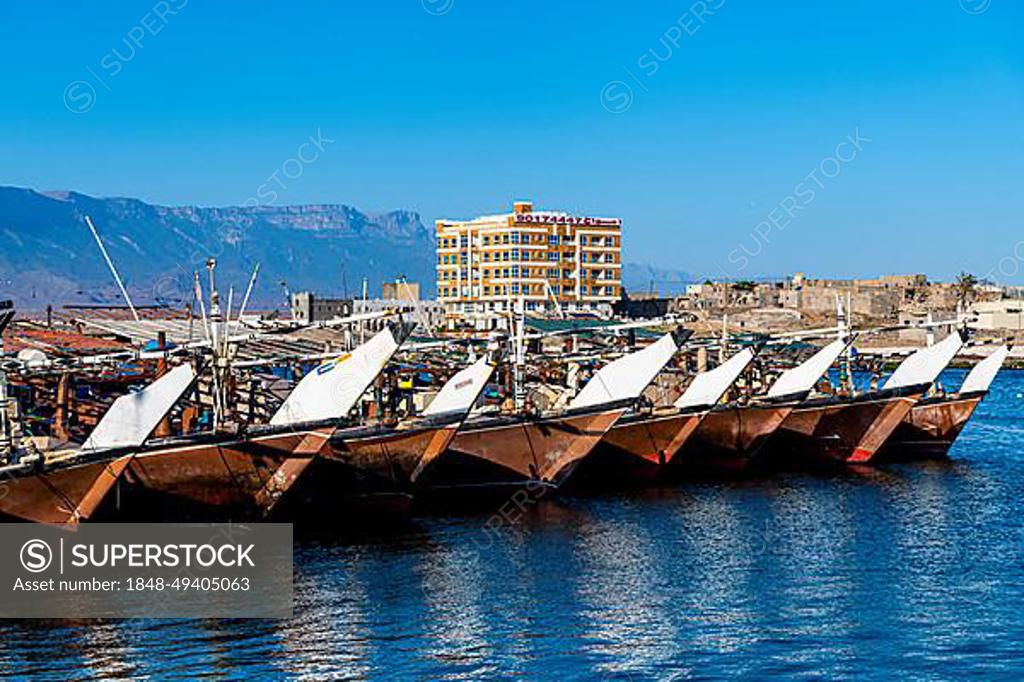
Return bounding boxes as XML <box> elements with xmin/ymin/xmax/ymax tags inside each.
<box><xmin>1</xmin><ymin>367</ymin><xmax>1023</xmax><ymax>680</ymax></box>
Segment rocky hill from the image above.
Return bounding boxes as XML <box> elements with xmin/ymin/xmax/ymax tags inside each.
<box><xmin>0</xmin><ymin>187</ymin><xmax>436</xmax><ymax>311</ymax></box>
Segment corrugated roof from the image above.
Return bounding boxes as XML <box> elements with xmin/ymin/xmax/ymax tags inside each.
<box><xmin>524</xmin><ymin>317</ymin><xmax>662</xmax><ymax>338</ymax></box>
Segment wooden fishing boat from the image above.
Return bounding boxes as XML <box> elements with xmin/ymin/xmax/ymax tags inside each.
<box><xmin>119</xmin><ymin>422</ymin><xmax>336</xmax><ymax>520</ymax></box>
<box><xmin>674</xmin><ymin>399</ymin><xmax>795</xmax><ymax>472</ymax></box>
<box><xmin>768</xmin><ymin>329</ymin><xmax>968</xmax><ymax>465</ymax></box>
<box><xmin>0</xmin><ymin>364</ymin><xmax>196</xmax><ymax>525</ymax></box>
<box><xmin>572</xmin><ymin>346</ymin><xmax>756</xmax><ymax>484</ymax></box>
<box><xmin>876</xmin><ymin>345</ymin><xmax>1008</xmax><ymax>460</ymax></box>
<box><xmin>671</xmin><ymin>337</ymin><xmax>854</xmax><ymax>473</ymax></box>
<box><xmin>414</xmin><ymin>333</ymin><xmax>684</xmax><ymax>494</ymax></box>
<box><xmin>280</xmin><ymin>355</ymin><xmax>498</xmax><ymax>517</ymax></box>
<box><xmin>119</xmin><ymin>324</ymin><xmax>411</xmax><ymax>520</ymax></box>
<box><xmin>413</xmin><ymin>401</ymin><xmax>630</xmax><ymax>492</ymax></box>
<box><xmin>0</xmin><ymin>450</ymin><xmax>133</xmax><ymax>525</ymax></box>
<box><xmin>767</xmin><ymin>385</ymin><xmax>927</xmax><ymax>465</ymax></box>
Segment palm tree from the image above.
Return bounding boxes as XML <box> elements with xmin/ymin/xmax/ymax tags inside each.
<box><xmin>955</xmin><ymin>271</ymin><xmax>978</xmax><ymax>312</ymax></box>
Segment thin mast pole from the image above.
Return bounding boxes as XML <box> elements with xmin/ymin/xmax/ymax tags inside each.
<box><xmin>84</xmin><ymin>215</ymin><xmax>139</xmax><ymax>321</ymax></box>
<box><xmin>237</xmin><ymin>263</ymin><xmax>260</xmax><ymax>323</ymax></box>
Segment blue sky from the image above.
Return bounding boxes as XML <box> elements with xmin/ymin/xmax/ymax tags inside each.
<box><xmin>1</xmin><ymin>1</ymin><xmax>1022</xmax><ymax>282</ymax></box>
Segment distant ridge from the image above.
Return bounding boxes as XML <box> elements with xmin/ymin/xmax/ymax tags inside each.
<box><xmin>0</xmin><ymin>186</ymin><xmax>436</xmax><ymax>310</ymax></box>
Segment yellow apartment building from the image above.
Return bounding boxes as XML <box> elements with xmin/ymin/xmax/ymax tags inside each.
<box><xmin>436</xmin><ymin>201</ymin><xmax>622</xmax><ymax>329</ymax></box>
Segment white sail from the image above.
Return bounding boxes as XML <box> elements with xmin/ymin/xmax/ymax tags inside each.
<box><xmin>674</xmin><ymin>347</ymin><xmax>755</xmax><ymax>410</ymax></box>
<box><xmin>270</xmin><ymin>326</ymin><xmax>402</xmax><ymax>426</ymax></box>
<box><xmin>767</xmin><ymin>337</ymin><xmax>850</xmax><ymax>399</ymax></box>
<box><xmin>883</xmin><ymin>331</ymin><xmax>965</xmax><ymax>390</ymax></box>
<box><xmin>82</xmin><ymin>364</ymin><xmax>196</xmax><ymax>452</ymax></box>
<box><xmin>422</xmin><ymin>356</ymin><xmax>496</xmax><ymax>417</ymax></box>
<box><xmin>569</xmin><ymin>333</ymin><xmax>678</xmax><ymax>410</ymax></box>
<box><xmin>959</xmin><ymin>345</ymin><xmax>1009</xmax><ymax>394</ymax></box>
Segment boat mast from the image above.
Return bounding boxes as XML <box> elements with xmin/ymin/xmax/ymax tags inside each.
<box><xmin>845</xmin><ymin>291</ymin><xmax>855</xmax><ymax>395</ymax></box>
<box><xmin>84</xmin><ymin>215</ymin><xmax>140</xmax><ymax>321</ymax></box>
<box><xmin>0</xmin><ymin>301</ymin><xmax>16</xmax><ymax>459</ymax></box>
<box><xmin>205</xmin><ymin>259</ymin><xmax>235</xmax><ymax>429</ymax></box>
<box><xmin>836</xmin><ymin>294</ymin><xmax>855</xmax><ymax>395</ymax></box>
<box><xmin>237</xmin><ymin>263</ymin><xmax>260</xmax><ymax>323</ymax></box>
<box><xmin>514</xmin><ymin>296</ymin><xmax>526</xmax><ymax>411</ymax></box>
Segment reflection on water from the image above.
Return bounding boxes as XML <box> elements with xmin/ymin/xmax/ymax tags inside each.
<box><xmin>2</xmin><ymin>369</ymin><xmax>1024</xmax><ymax>679</ymax></box>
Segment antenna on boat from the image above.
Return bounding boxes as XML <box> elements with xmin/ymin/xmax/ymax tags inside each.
<box><xmin>83</xmin><ymin>215</ymin><xmax>140</xmax><ymax>322</ymax></box>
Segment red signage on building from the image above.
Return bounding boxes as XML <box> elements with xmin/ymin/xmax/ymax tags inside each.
<box><xmin>513</xmin><ymin>213</ymin><xmax>621</xmax><ymax>227</ymax></box>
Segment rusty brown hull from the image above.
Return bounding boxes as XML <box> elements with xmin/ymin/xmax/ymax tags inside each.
<box><xmin>278</xmin><ymin>423</ymin><xmax>459</xmax><ymax>517</ymax></box>
<box><xmin>415</xmin><ymin>407</ymin><xmax>625</xmax><ymax>491</ymax></box>
<box><xmin>122</xmin><ymin>427</ymin><xmax>332</xmax><ymax>520</ymax></box>
<box><xmin>0</xmin><ymin>455</ymin><xmax>132</xmax><ymax>525</ymax></box>
<box><xmin>571</xmin><ymin>409</ymin><xmax>705</xmax><ymax>484</ymax></box>
<box><xmin>876</xmin><ymin>393</ymin><xmax>984</xmax><ymax>460</ymax></box>
<box><xmin>768</xmin><ymin>391</ymin><xmax>923</xmax><ymax>465</ymax></box>
<box><xmin>328</xmin><ymin>423</ymin><xmax>459</xmax><ymax>484</ymax></box>
<box><xmin>671</xmin><ymin>403</ymin><xmax>793</xmax><ymax>473</ymax></box>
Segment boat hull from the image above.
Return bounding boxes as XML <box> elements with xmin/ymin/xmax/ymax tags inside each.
<box><xmin>876</xmin><ymin>392</ymin><xmax>984</xmax><ymax>460</ymax></box>
<box><xmin>122</xmin><ymin>427</ymin><xmax>333</xmax><ymax>520</ymax></box>
<box><xmin>0</xmin><ymin>455</ymin><xmax>132</xmax><ymax>525</ymax></box>
<box><xmin>279</xmin><ymin>423</ymin><xmax>460</xmax><ymax>518</ymax></box>
<box><xmin>671</xmin><ymin>403</ymin><xmax>794</xmax><ymax>473</ymax></box>
<box><xmin>571</xmin><ymin>409</ymin><xmax>705</xmax><ymax>484</ymax></box>
<box><xmin>768</xmin><ymin>391</ymin><xmax>923</xmax><ymax>465</ymax></box>
<box><xmin>415</xmin><ymin>407</ymin><xmax>625</xmax><ymax>493</ymax></box>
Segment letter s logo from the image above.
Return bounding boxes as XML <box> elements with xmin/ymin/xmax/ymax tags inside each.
<box><xmin>20</xmin><ymin>539</ymin><xmax>53</xmax><ymax>573</ymax></box>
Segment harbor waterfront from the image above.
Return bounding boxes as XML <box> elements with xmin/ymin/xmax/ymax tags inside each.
<box><xmin>0</xmin><ymin>365</ymin><xmax>1021</xmax><ymax>679</ymax></box>
<box><xmin>4</xmin><ymin>2</ymin><xmax>1022</xmax><ymax>677</ymax></box>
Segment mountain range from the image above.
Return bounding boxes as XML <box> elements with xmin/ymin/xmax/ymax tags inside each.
<box><xmin>0</xmin><ymin>186</ymin><xmax>695</xmax><ymax>311</ymax></box>
<box><xmin>0</xmin><ymin>186</ymin><xmax>436</xmax><ymax>311</ymax></box>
